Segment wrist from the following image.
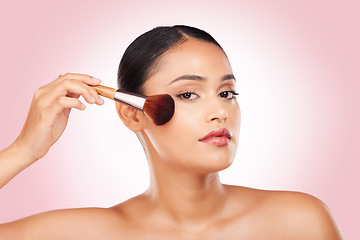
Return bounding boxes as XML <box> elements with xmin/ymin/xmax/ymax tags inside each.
<box><xmin>0</xmin><ymin>140</ymin><xmax>38</xmax><ymax>189</ymax></box>
<box><xmin>8</xmin><ymin>139</ymin><xmax>39</xmax><ymax>167</ymax></box>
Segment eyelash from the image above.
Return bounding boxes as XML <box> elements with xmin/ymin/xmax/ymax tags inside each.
<box><xmin>219</xmin><ymin>91</ymin><xmax>239</xmax><ymax>99</ymax></box>
<box><xmin>176</xmin><ymin>91</ymin><xmax>198</xmax><ymax>101</ymax></box>
<box><xmin>176</xmin><ymin>91</ymin><xmax>239</xmax><ymax>101</ymax></box>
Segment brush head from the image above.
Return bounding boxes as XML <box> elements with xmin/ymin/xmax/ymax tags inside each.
<box><xmin>143</xmin><ymin>94</ymin><xmax>175</xmax><ymax>125</ymax></box>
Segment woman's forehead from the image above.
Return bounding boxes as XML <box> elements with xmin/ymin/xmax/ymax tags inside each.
<box><xmin>151</xmin><ymin>39</ymin><xmax>231</xmax><ymax>79</ymax></box>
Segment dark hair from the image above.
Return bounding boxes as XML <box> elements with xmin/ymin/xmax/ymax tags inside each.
<box><xmin>117</xmin><ymin>25</ymin><xmax>223</xmax><ymax>94</ymax></box>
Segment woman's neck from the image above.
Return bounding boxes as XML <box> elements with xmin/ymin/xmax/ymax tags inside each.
<box><xmin>145</xmin><ymin>156</ymin><xmax>227</xmax><ymax>228</ymax></box>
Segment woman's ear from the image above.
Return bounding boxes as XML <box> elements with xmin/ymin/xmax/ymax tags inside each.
<box><xmin>116</xmin><ymin>102</ymin><xmax>144</xmax><ymax>132</ymax></box>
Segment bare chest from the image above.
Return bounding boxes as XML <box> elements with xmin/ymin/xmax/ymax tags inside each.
<box><xmin>107</xmin><ymin>219</ymin><xmax>263</xmax><ymax>240</ymax></box>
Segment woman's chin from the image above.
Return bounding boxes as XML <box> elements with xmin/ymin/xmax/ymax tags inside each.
<box><xmin>189</xmin><ymin>158</ymin><xmax>234</xmax><ymax>174</ymax></box>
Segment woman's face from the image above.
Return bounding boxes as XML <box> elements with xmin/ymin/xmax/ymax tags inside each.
<box><xmin>141</xmin><ymin>38</ymin><xmax>241</xmax><ymax>173</ymax></box>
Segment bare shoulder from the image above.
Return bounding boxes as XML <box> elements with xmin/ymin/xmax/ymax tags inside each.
<box><xmin>225</xmin><ymin>185</ymin><xmax>343</xmax><ymax>239</ymax></box>
<box><xmin>0</xmin><ymin>207</ymin><xmax>125</xmax><ymax>240</ymax></box>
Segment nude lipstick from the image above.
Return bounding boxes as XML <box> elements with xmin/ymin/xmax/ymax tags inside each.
<box><xmin>199</xmin><ymin>128</ymin><xmax>231</xmax><ymax>146</ymax></box>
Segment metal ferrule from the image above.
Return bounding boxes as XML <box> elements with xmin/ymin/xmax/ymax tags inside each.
<box><xmin>114</xmin><ymin>90</ymin><xmax>146</xmax><ymax>110</ymax></box>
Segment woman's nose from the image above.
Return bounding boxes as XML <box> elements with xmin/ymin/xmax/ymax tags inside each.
<box><xmin>205</xmin><ymin>99</ymin><xmax>228</xmax><ymax>123</ymax></box>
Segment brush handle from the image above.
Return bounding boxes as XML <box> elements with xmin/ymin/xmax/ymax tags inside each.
<box><xmin>92</xmin><ymin>85</ymin><xmax>116</xmax><ymax>100</ymax></box>
<box><xmin>92</xmin><ymin>85</ymin><xmax>146</xmax><ymax>110</ymax></box>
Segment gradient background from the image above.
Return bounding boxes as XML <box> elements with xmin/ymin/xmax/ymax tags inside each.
<box><xmin>0</xmin><ymin>0</ymin><xmax>358</xmax><ymax>238</ymax></box>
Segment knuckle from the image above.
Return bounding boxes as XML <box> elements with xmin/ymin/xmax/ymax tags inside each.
<box><xmin>62</xmin><ymin>78</ymin><xmax>73</xmax><ymax>86</ymax></box>
<box><xmin>33</xmin><ymin>89</ymin><xmax>41</xmax><ymax>99</ymax></box>
<box><xmin>63</xmin><ymin>72</ymin><xmax>71</xmax><ymax>78</ymax></box>
<box><xmin>34</xmin><ymin>87</ymin><xmax>45</xmax><ymax>99</ymax></box>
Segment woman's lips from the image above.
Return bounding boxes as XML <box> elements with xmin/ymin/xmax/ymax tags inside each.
<box><xmin>199</xmin><ymin>128</ymin><xmax>231</xmax><ymax>146</ymax></box>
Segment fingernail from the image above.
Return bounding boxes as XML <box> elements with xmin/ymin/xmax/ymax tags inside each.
<box><xmin>92</xmin><ymin>77</ymin><xmax>101</xmax><ymax>84</ymax></box>
<box><xmin>99</xmin><ymin>97</ymin><xmax>104</xmax><ymax>104</ymax></box>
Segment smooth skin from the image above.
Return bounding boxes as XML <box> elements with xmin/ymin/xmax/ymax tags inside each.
<box><xmin>0</xmin><ymin>39</ymin><xmax>343</xmax><ymax>239</ymax></box>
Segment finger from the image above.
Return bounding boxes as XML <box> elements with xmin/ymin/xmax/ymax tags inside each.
<box><xmin>89</xmin><ymin>87</ymin><xmax>104</xmax><ymax>105</ymax></box>
<box><xmin>58</xmin><ymin>96</ymin><xmax>86</xmax><ymax>110</ymax></box>
<box><xmin>66</xmin><ymin>92</ymin><xmax>81</xmax><ymax>99</ymax></box>
<box><xmin>57</xmin><ymin>73</ymin><xmax>101</xmax><ymax>86</ymax></box>
<box><xmin>35</xmin><ymin>75</ymin><xmax>103</xmax><ymax>109</ymax></box>
<box><xmin>52</xmin><ymin>79</ymin><xmax>98</xmax><ymax>104</ymax></box>
<box><xmin>42</xmin><ymin>73</ymin><xmax>101</xmax><ymax>98</ymax></box>
<box><xmin>62</xmin><ymin>79</ymin><xmax>104</xmax><ymax>105</ymax></box>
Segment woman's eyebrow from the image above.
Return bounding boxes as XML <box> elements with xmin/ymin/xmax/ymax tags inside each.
<box><xmin>169</xmin><ymin>74</ymin><xmax>236</xmax><ymax>85</ymax></box>
<box><xmin>223</xmin><ymin>74</ymin><xmax>236</xmax><ymax>82</ymax></box>
<box><xmin>169</xmin><ymin>74</ymin><xmax>204</xmax><ymax>85</ymax></box>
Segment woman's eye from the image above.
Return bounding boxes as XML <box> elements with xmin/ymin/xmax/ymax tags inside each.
<box><xmin>177</xmin><ymin>91</ymin><xmax>198</xmax><ymax>100</ymax></box>
<box><xmin>219</xmin><ymin>91</ymin><xmax>239</xmax><ymax>99</ymax></box>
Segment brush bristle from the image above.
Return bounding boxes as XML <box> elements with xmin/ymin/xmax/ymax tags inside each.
<box><xmin>143</xmin><ymin>94</ymin><xmax>175</xmax><ymax>125</ymax></box>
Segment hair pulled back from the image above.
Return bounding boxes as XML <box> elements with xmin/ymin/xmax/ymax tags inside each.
<box><xmin>117</xmin><ymin>25</ymin><xmax>222</xmax><ymax>94</ymax></box>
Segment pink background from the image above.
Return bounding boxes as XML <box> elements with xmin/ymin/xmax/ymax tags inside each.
<box><xmin>0</xmin><ymin>0</ymin><xmax>358</xmax><ymax>238</ymax></box>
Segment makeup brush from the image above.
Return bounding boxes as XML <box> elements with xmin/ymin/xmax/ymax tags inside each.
<box><xmin>92</xmin><ymin>85</ymin><xmax>175</xmax><ymax>126</ymax></box>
